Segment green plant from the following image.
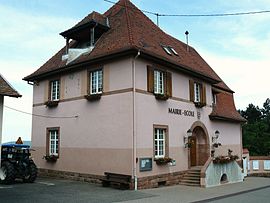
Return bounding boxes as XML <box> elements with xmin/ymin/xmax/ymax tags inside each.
<box><xmin>212</xmin><ymin>154</ymin><xmax>239</xmax><ymax>164</ymax></box>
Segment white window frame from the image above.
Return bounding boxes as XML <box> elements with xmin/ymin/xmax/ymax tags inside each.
<box><xmin>50</xmin><ymin>80</ymin><xmax>60</xmax><ymax>101</ymax></box>
<box><xmin>212</xmin><ymin>92</ymin><xmax>217</xmax><ymax>104</ymax></box>
<box><xmin>162</xmin><ymin>46</ymin><xmax>172</xmax><ymax>55</ymax></box>
<box><xmin>90</xmin><ymin>70</ymin><xmax>103</xmax><ymax>95</ymax></box>
<box><xmin>154</xmin><ymin>128</ymin><xmax>166</xmax><ymax>158</ymax></box>
<box><xmin>49</xmin><ymin>129</ymin><xmax>59</xmax><ymax>156</ymax></box>
<box><xmin>252</xmin><ymin>160</ymin><xmax>259</xmax><ymax>170</ymax></box>
<box><xmin>194</xmin><ymin>82</ymin><xmax>201</xmax><ymax>102</ymax></box>
<box><xmin>169</xmin><ymin>47</ymin><xmax>178</xmax><ymax>55</ymax></box>
<box><xmin>264</xmin><ymin>160</ymin><xmax>270</xmax><ymax>170</ymax></box>
<box><xmin>154</xmin><ymin>70</ymin><xmax>164</xmax><ymax>95</ymax></box>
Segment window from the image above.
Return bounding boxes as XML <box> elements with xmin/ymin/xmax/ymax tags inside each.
<box><xmin>47</xmin><ymin>128</ymin><xmax>60</xmax><ymax>156</ymax></box>
<box><xmin>194</xmin><ymin>82</ymin><xmax>201</xmax><ymax>102</ymax></box>
<box><xmin>212</xmin><ymin>92</ymin><xmax>217</xmax><ymax>105</ymax></box>
<box><xmin>50</xmin><ymin>80</ymin><xmax>60</xmax><ymax>101</ymax></box>
<box><xmin>264</xmin><ymin>160</ymin><xmax>270</xmax><ymax>170</ymax></box>
<box><xmin>154</xmin><ymin>128</ymin><xmax>166</xmax><ymax>158</ymax></box>
<box><xmin>147</xmin><ymin>66</ymin><xmax>172</xmax><ymax>99</ymax></box>
<box><xmin>189</xmin><ymin>80</ymin><xmax>206</xmax><ymax>107</ymax></box>
<box><xmin>90</xmin><ymin>70</ymin><xmax>103</xmax><ymax>94</ymax></box>
<box><xmin>253</xmin><ymin>160</ymin><xmax>259</xmax><ymax>170</ymax></box>
<box><xmin>162</xmin><ymin>46</ymin><xmax>172</xmax><ymax>55</ymax></box>
<box><xmin>154</xmin><ymin>70</ymin><xmax>164</xmax><ymax>95</ymax></box>
<box><xmin>169</xmin><ymin>47</ymin><xmax>178</xmax><ymax>56</ymax></box>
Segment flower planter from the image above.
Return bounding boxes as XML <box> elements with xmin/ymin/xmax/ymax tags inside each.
<box><xmin>194</xmin><ymin>102</ymin><xmax>206</xmax><ymax>108</ymax></box>
<box><xmin>154</xmin><ymin>157</ymin><xmax>173</xmax><ymax>165</ymax></box>
<box><xmin>154</xmin><ymin>94</ymin><xmax>169</xmax><ymax>101</ymax></box>
<box><xmin>84</xmin><ymin>94</ymin><xmax>102</xmax><ymax>101</ymax></box>
<box><xmin>43</xmin><ymin>155</ymin><xmax>58</xmax><ymax>162</ymax></box>
<box><xmin>213</xmin><ymin>155</ymin><xmax>239</xmax><ymax>164</ymax></box>
<box><xmin>45</xmin><ymin>100</ymin><xmax>59</xmax><ymax>108</ymax></box>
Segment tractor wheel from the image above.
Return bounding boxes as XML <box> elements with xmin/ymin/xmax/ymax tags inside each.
<box><xmin>23</xmin><ymin>162</ymin><xmax>38</xmax><ymax>183</ymax></box>
<box><xmin>0</xmin><ymin>161</ymin><xmax>16</xmax><ymax>184</ymax></box>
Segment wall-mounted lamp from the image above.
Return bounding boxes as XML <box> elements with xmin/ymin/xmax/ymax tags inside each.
<box><xmin>184</xmin><ymin>129</ymin><xmax>192</xmax><ymax>148</ymax></box>
<box><xmin>212</xmin><ymin>130</ymin><xmax>220</xmax><ymax>143</ymax></box>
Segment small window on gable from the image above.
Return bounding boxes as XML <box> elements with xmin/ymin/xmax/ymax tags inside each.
<box><xmin>50</xmin><ymin>80</ymin><xmax>60</xmax><ymax>101</ymax></box>
<box><xmin>90</xmin><ymin>69</ymin><xmax>103</xmax><ymax>95</ymax></box>
<box><xmin>169</xmin><ymin>47</ymin><xmax>178</xmax><ymax>55</ymax></box>
<box><xmin>212</xmin><ymin>92</ymin><xmax>217</xmax><ymax>105</ymax></box>
<box><xmin>162</xmin><ymin>46</ymin><xmax>172</xmax><ymax>55</ymax></box>
<box><xmin>194</xmin><ymin>82</ymin><xmax>201</xmax><ymax>103</ymax></box>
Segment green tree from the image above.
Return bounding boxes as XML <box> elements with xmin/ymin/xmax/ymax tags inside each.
<box><xmin>241</xmin><ymin>98</ymin><xmax>270</xmax><ymax>156</ymax></box>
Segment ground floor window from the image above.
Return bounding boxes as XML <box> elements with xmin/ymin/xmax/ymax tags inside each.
<box><xmin>154</xmin><ymin>125</ymin><xmax>168</xmax><ymax>159</ymax></box>
<box><xmin>47</xmin><ymin>127</ymin><xmax>60</xmax><ymax>156</ymax></box>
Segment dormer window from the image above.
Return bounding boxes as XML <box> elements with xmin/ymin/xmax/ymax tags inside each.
<box><xmin>162</xmin><ymin>45</ymin><xmax>178</xmax><ymax>56</ymax></box>
<box><xmin>169</xmin><ymin>47</ymin><xmax>178</xmax><ymax>55</ymax></box>
<box><xmin>162</xmin><ymin>46</ymin><xmax>172</xmax><ymax>55</ymax></box>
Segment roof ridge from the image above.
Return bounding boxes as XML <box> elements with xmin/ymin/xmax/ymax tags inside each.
<box><xmin>124</xmin><ymin>0</ymin><xmax>134</xmax><ymax>46</ymax></box>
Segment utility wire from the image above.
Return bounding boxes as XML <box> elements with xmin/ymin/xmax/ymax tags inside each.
<box><xmin>104</xmin><ymin>0</ymin><xmax>270</xmax><ymax>17</ymax></box>
<box><xmin>4</xmin><ymin>105</ymin><xmax>78</xmax><ymax>119</ymax></box>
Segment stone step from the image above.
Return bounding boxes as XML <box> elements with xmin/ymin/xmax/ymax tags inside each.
<box><xmin>182</xmin><ymin>176</ymin><xmax>200</xmax><ymax>181</ymax></box>
<box><xmin>181</xmin><ymin>179</ymin><xmax>200</xmax><ymax>184</ymax></box>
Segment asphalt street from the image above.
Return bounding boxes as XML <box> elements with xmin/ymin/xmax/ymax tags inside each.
<box><xmin>0</xmin><ymin>177</ymin><xmax>269</xmax><ymax>203</ymax></box>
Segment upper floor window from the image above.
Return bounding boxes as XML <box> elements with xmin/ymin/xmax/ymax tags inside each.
<box><xmin>90</xmin><ymin>70</ymin><xmax>103</xmax><ymax>95</ymax></box>
<box><xmin>50</xmin><ymin>80</ymin><xmax>60</xmax><ymax>101</ymax></box>
<box><xmin>212</xmin><ymin>92</ymin><xmax>217</xmax><ymax>105</ymax></box>
<box><xmin>147</xmin><ymin>66</ymin><xmax>172</xmax><ymax>100</ymax></box>
<box><xmin>189</xmin><ymin>80</ymin><xmax>206</xmax><ymax>107</ymax></box>
<box><xmin>154</xmin><ymin>70</ymin><xmax>164</xmax><ymax>95</ymax></box>
<box><xmin>194</xmin><ymin>82</ymin><xmax>201</xmax><ymax>102</ymax></box>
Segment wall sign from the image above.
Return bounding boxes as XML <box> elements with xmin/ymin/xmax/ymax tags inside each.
<box><xmin>168</xmin><ymin>108</ymin><xmax>195</xmax><ymax>117</ymax></box>
<box><xmin>139</xmin><ymin>158</ymin><xmax>152</xmax><ymax>172</ymax></box>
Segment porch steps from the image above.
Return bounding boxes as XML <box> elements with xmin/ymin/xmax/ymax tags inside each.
<box><xmin>179</xmin><ymin>166</ymin><xmax>202</xmax><ymax>187</ymax></box>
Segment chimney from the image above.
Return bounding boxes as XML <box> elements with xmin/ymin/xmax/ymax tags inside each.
<box><xmin>185</xmin><ymin>31</ymin><xmax>189</xmax><ymax>52</ymax></box>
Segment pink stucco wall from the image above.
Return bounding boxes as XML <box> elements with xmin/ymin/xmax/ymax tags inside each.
<box><xmin>31</xmin><ymin>57</ymin><xmax>242</xmax><ymax>178</ymax></box>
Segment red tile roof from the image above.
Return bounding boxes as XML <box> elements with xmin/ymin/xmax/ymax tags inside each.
<box><xmin>0</xmin><ymin>74</ymin><xmax>21</xmax><ymax>98</ymax></box>
<box><xmin>209</xmin><ymin>92</ymin><xmax>246</xmax><ymax>123</ymax></box>
<box><xmin>24</xmin><ymin>0</ymin><xmax>228</xmax><ymax>89</ymax></box>
<box><xmin>23</xmin><ymin>0</ymin><xmax>244</xmax><ymax>122</ymax></box>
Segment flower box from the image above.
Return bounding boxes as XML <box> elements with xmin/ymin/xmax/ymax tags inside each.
<box><xmin>45</xmin><ymin>100</ymin><xmax>59</xmax><ymax>108</ymax></box>
<box><xmin>154</xmin><ymin>157</ymin><xmax>173</xmax><ymax>165</ymax></box>
<box><xmin>43</xmin><ymin>155</ymin><xmax>58</xmax><ymax>162</ymax></box>
<box><xmin>154</xmin><ymin>94</ymin><xmax>169</xmax><ymax>101</ymax></box>
<box><xmin>213</xmin><ymin>155</ymin><xmax>239</xmax><ymax>164</ymax></box>
<box><xmin>84</xmin><ymin>94</ymin><xmax>102</xmax><ymax>101</ymax></box>
<box><xmin>194</xmin><ymin>102</ymin><xmax>206</xmax><ymax>108</ymax></box>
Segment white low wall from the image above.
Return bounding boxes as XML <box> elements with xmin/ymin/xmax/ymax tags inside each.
<box><xmin>205</xmin><ymin>161</ymin><xmax>243</xmax><ymax>187</ymax></box>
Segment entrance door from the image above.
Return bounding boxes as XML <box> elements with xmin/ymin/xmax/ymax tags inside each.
<box><xmin>189</xmin><ymin>136</ymin><xmax>197</xmax><ymax>166</ymax></box>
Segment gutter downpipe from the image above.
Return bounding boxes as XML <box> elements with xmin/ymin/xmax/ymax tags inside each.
<box><xmin>132</xmin><ymin>50</ymin><xmax>140</xmax><ymax>191</ymax></box>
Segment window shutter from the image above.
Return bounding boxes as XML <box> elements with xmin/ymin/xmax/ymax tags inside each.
<box><xmin>201</xmin><ymin>84</ymin><xmax>206</xmax><ymax>106</ymax></box>
<box><xmin>147</xmin><ymin>66</ymin><xmax>154</xmax><ymax>93</ymax></box>
<box><xmin>189</xmin><ymin>80</ymin><xmax>194</xmax><ymax>102</ymax></box>
<box><xmin>166</xmin><ymin>72</ymin><xmax>172</xmax><ymax>97</ymax></box>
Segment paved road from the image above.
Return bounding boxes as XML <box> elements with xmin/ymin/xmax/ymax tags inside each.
<box><xmin>0</xmin><ymin>177</ymin><xmax>269</xmax><ymax>203</ymax></box>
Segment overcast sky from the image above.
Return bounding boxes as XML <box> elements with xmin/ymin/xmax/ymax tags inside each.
<box><xmin>1</xmin><ymin>0</ymin><xmax>269</xmax><ymax>142</ymax></box>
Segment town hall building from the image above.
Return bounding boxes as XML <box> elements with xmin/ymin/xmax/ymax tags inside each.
<box><xmin>24</xmin><ymin>0</ymin><xmax>246</xmax><ymax>189</ymax></box>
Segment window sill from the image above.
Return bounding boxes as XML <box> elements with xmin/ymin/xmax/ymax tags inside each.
<box><xmin>154</xmin><ymin>94</ymin><xmax>169</xmax><ymax>101</ymax></box>
<box><xmin>194</xmin><ymin>102</ymin><xmax>206</xmax><ymax>108</ymax></box>
<box><xmin>45</xmin><ymin>100</ymin><xmax>59</xmax><ymax>108</ymax></box>
<box><xmin>43</xmin><ymin>155</ymin><xmax>58</xmax><ymax>162</ymax></box>
<box><xmin>84</xmin><ymin>94</ymin><xmax>102</xmax><ymax>101</ymax></box>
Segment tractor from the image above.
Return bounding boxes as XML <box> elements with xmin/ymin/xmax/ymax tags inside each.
<box><xmin>0</xmin><ymin>143</ymin><xmax>37</xmax><ymax>184</ymax></box>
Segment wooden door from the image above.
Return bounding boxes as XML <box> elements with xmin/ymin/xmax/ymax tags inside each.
<box><xmin>189</xmin><ymin>136</ymin><xmax>197</xmax><ymax>167</ymax></box>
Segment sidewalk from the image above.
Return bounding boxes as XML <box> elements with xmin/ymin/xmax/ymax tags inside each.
<box><xmin>119</xmin><ymin>177</ymin><xmax>270</xmax><ymax>203</ymax></box>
